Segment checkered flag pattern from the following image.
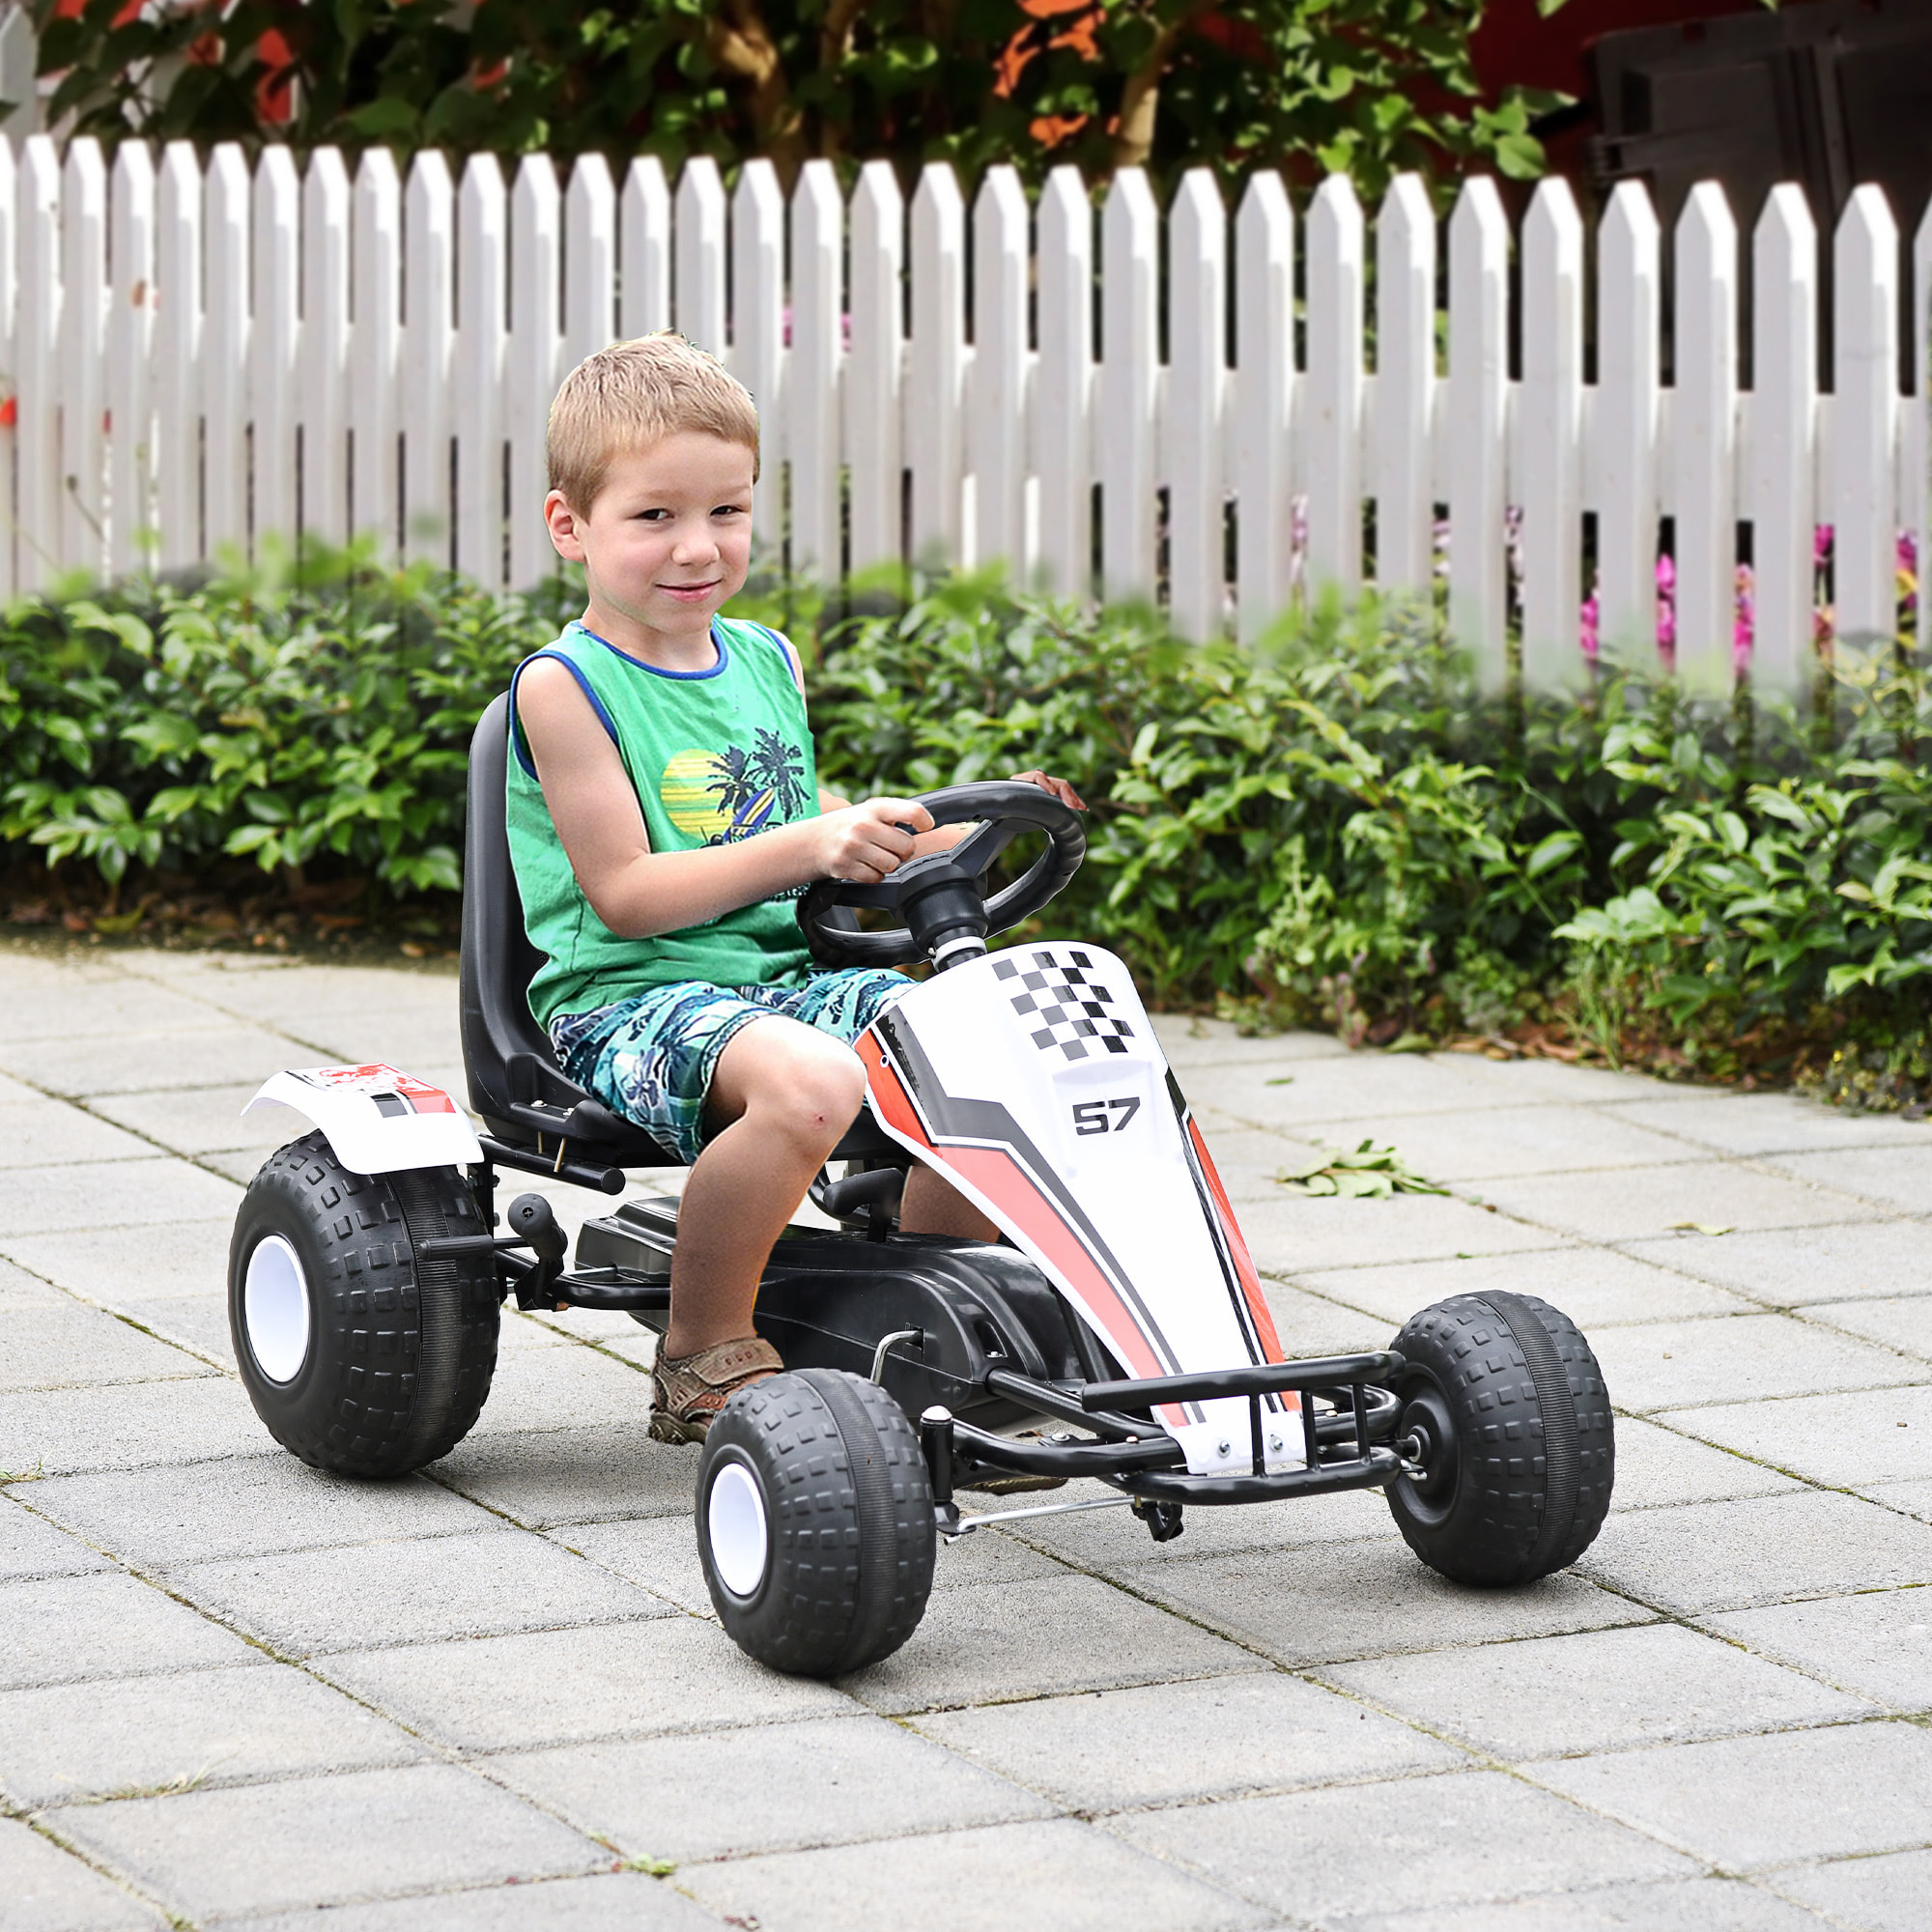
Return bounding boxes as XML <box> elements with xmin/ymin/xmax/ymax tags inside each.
<box><xmin>994</xmin><ymin>949</ymin><xmax>1135</xmax><ymax>1063</ymax></box>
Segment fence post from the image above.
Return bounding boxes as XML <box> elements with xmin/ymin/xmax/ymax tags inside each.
<box><xmin>1673</xmin><ymin>183</ymin><xmax>1739</xmax><ymax>687</ymax></box>
<box><xmin>908</xmin><ymin>164</ymin><xmax>965</xmax><ymax>566</ymax></box>
<box><xmin>15</xmin><ymin>133</ymin><xmax>57</xmax><ymax>592</ymax></box>
<box><xmin>730</xmin><ymin>158</ymin><xmax>785</xmax><ymax>551</ymax></box>
<box><xmin>0</xmin><ymin>6</ymin><xmax>37</xmax><ymax>137</ymax></box>
<box><xmin>1036</xmin><ymin>164</ymin><xmax>1093</xmax><ymax>601</ymax></box>
<box><xmin>791</xmin><ymin>157</ymin><xmax>846</xmax><ymax>581</ymax></box>
<box><xmin>1374</xmin><ymin>173</ymin><xmax>1434</xmax><ymax>603</ymax></box>
<box><xmin>1916</xmin><ymin>204</ymin><xmax>1932</xmax><ymax>644</ymax></box>
<box><xmin>402</xmin><ymin>150</ymin><xmax>454</xmax><ymax>565</ymax></box>
<box><xmin>563</xmin><ymin>154</ymin><xmax>615</xmax><ymax>377</ymax></box>
<box><xmin>204</xmin><ymin>144</ymin><xmax>251</xmax><ymax>561</ymax></box>
<box><xmin>1596</xmin><ymin>182</ymin><xmax>1661</xmax><ymax>666</ymax></box>
<box><xmin>1833</xmin><ymin>185</ymin><xmax>1899</xmax><ymax>646</ymax></box>
<box><xmin>155</xmin><ymin>142</ymin><xmax>202</xmax><ymax>573</ymax></box>
<box><xmin>845</xmin><ymin>159</ymin><xmax>903</xmax><ymax>580</ymax></box>
<box><xmin>1233</xmin><ymin>172</ymin><xmax>1293</xmax><ymax>639</ymax></box>
<box><xmin>1448</xmin><ymin>177</ymin><xmax>1509</xmax><ymax>686</ymax></box>
<box><xmin>620</xmin><ymin>156</ymin><xmax>670</xmax><ymax>341</ymax></box>
<box><xmin>0</xmin><ymin>138</ymin><xmax>15</xmax><ymax>598</ymax></box>
<box><xmin>971</xmin><ymin>164</ymin><xmax>1031</xmax><ymax>582</ymax></box>
<box><xmin>1749</xmin><ymin>185</ymin><xmax>1817</xmax><ymax>691</ymax></box>
<box><xmin>507</xmin><ymin>156</ymin><xmax>560</xmax><ymax>589</ymax></box>
<box><xmin>350</xmin><ymin>149</ymin><xmax>401</xmax><ymax>555</ymax></box>
<box><xmin>60</xmin><ymin>140</ymin><xmax>109</xmax><ymax>581</ymax></box>
<box><xmin>299</xmin><ymin>148</ymin><xmax>351</xmax><ymax>552</ymax></box>
<box><xmin>106</xmin><ymin>141</ymin><xmax>155</xmax><ymax>579</ymax></box>
<box><xmin>1305</xmin><ymin>175</ymin><xmax>1364</xmax><ymax>598</ymax></box>
<box><xmin>1098</xmin><ymin>167</ymin><xmax>1157</xmax><ymax>605</ymax></box>
<box><xmin>1520</xmin><ymin>177</ymin><xmax>1584</xmax><ymax>689</ymax></box>
<box><xmin>1168</xmin><ymin>168</ymin><xmax>1225</xmax><ymax>640</ymax></box>
<box><xmin>454</xmin><ymin>154</ymin><xmax>506</xmax><ymax>586</ymax></box>
<box><xmin>251</xmin><ymin>146</ymin><xmax>300</xmax><ymax>554</ymax></box>
<box><xmin>674</xmin><ymin>157</ymin><xmax>726</xmax><ymax>359</ymax></box>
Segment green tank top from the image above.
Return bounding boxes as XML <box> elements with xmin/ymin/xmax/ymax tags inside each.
<box><xmin>505</xmin><ymin>616</ymin><xmax>820</xmax><ymax>1028</ymax></box>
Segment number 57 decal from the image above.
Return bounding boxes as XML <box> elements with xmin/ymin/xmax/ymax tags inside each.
<box><xmin>1072</xmin><ymin>1096</ymin><xmax>1142</xmax><ymax>1136</ymax></box>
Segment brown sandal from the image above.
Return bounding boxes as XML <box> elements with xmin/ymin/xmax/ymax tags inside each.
<box><xmin>648</xmin><ymin>1335</ymin><xmax>783</xmax><ymax>1444</ymax></box>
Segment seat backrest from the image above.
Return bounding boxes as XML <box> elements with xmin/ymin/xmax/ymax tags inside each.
<box><xmin>460</xmin><ymin>693</ymin><xmax>666</xmax><ymax>1160</ymax></box>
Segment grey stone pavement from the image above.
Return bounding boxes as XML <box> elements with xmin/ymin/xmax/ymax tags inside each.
<box><xmin>1</xmin><ymin>942</ymin><xmax>1931</xmax><ymax>1931</ymax></box>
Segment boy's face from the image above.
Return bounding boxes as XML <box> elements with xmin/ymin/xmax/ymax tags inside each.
<box><xmin>545</xmin><ymin>433</ymin><xmax>756</xmax><ymax>653</ymax></box>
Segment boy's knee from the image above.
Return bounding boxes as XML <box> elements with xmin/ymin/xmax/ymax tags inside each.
<box><xmin>748</xmin><ymin>1037</ymin><xmax>865</xmax><ymax>1146</ymax></box>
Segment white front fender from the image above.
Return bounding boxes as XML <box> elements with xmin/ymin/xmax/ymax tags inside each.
<box><xmin>242</xmin><ymin>1064</ymin><xmax>483</xmax><ymax>1176</ymax></box>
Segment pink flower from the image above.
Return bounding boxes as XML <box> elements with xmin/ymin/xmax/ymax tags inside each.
<box><xmin>1732</xmin><ymin>561</ymin><xmax>1754</xmax><ymax>672</ymax></box>
<box><xmin>1656</xmin><ymin>551</ymin><xmax>1676</xmax><ymax>653</ymax></box>
<box><xmin>1814</xmin><ymin>523</ymin><xmax>1833</xmax><ymax>570</ymax></box>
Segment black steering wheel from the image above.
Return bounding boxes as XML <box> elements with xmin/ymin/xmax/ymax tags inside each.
<box><xmin>799</xmin><ymin>781</ymin><xmax>1086</xmax><ymax>969</ymax></box>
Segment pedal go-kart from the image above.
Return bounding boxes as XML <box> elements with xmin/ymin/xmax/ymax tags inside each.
<box><xmin>229</xmin><ymin>694</ymin><xmax>1615</xmax><ymax>1678</ymax></box>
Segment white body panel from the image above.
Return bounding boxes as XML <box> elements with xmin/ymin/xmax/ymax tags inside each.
<box><xmin>243</xmin><ymin>1065</ymin><xmax>482</xmax><ymax>1176</ymax></box>
<box><xmin>860</xmin><ymin>944</ymin><xmax>1297</xmax><ymax>1477</ymax></box>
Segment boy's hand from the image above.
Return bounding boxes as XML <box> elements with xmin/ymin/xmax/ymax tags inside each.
<box><xmin>1009</xmin><ymin>769</ymin><xmax>1087</xmax><ymax>811</ymax></box>
<box><xmin>812</xmin><ymin>797</ymin><xmax>935</xmax><ymax>884</ymax></box>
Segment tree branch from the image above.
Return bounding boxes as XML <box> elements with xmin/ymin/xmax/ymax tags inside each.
<box><xmin>1110</xmin><ymin>4</ymin><xmax>1202</xmax><ymax>174</ymax></box>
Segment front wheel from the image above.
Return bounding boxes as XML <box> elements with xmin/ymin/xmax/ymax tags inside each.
<box><xmin>228</xmin><ymin>1131</ymin><xmax>500</xmax><ymax>1477</ymax></box>
<box><xmin>1385</xmin><ymin>1291</ymin><xmax>1614</xmax><ymax>1586</ymax></box>
<box><xmin>696</xmin><ymin>1369</ymin><xmax>935</xmax><ymax>1677</ymax></box>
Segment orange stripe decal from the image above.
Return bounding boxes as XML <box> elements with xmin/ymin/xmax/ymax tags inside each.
<box><xmin>1189</xmin><ymin>1119</ymin><xmax>1287</xmax><ymax>1364</ymax></box>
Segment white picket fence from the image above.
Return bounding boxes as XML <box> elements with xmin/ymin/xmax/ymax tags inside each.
<box><xmin>2</xmin><ymin>131</ymin><xmax>1927</xmax><ymax>692</ymax></box>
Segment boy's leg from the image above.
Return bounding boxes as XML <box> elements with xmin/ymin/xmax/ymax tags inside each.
<box><xmin>900</xmin><ymin>1164</ymin><xmax>998</xmax><ymax>1241</ymax></box>
<box><xmin>666</xmin><ymin>1014</ymin><xmax>865</xmax><ymax>1359</ymax></box>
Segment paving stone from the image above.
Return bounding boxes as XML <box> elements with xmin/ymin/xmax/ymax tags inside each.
<box><xmin>500</xmin><ymin>1712</ymin><xmax>1053</xmax><ymax>1863</ymax></box>
<box><xmin>0</xmin><ymin>1662</ymin><xmax>424</xmax><ymax>1804</ymax></box>
<box><xmin>1337</xmin><ymin>1875</ymin><xmax>1836</xmax><ymax>1931</ymax></box>
<box><xmin>463</xmin><ymin>1342</ymin><xmax>654</xmax><ymax>1436</ymax></box>
<box><xmin>87</xmin><ymin>1084</ymin><xmax>295</xmax><ymax>1157</ymax></box>
<box><xmin>99</xmin><ymin>1293</ymin><xmax>233</xmax><ymax>1363</ymax></box>
<box><xmin>1151</xmin><ymin>1013</ymin><xmax>1351</xmax><ymax>1069</ymax></box>
<box><xmin>1208</xmin><ymin>1054</ymin><xmax>1611</xmax><ymax>1132</ymax></box>
<box><xmin>0</xmin><ymin>1218</ymin><xmax>233</xmax><ymax>1300</ymax></box>
<box><xmin>1315</xmin><ymin>1105</ymin><xmax>1702</xmax><ymax>1184</ymax></box>
<box><xmin>1428</xmin><ymin>1056</ymin><xmax>1701</xmax><ymax>1106</ymax></box>
<box><xmin>1317</xmin><ymin>1621</ymin><xmax>1867</xmax><ymax>1760</ymax></box>
<box><xmin>1191</xmin><ymin>1111</ymin><xmax>1330</xmax><ymax>1203</ymax></box>
<box><xmin>1532</xmin><ymin>1720</ymin><xmax>1932</xmax><ymax>1869</ymax></box>
<box><xmin>222</xmin><ymin>1871</ymin><xmax>722</xmax><ymax>1932</ymax></box>
<box><xmin>1110</xmin><ymin>1535</ymin><xmax>1649</xmax><ymax>1666</ymax></box>
<box><xmin>0</xmin><ymin>1815</ymin><xmax>165</xmax><ymax>1932</ymax></box>
<box><xmin>320</xmin><ymin>1615</ymin><xmax>853</xmax><ymax>1750</ymax></box>
<box><xmin>166</xmin><ymin>1525</ymin><xmax>668</xmax><ymax>1656</ymax></box>
<box><xmin>0</xmin><ymin>1378</ymin><xmax>279</xmax><ymax>1475</ymax></box>
<box><xmin>429</xmin><ymin>1424</ymin><xmax>690</xmax><ymax>1525</ymax></box>
<box><xmin>679</xmin><ymin>1816</ymin><xmax>1274</xmax><ymax>1932</ymax></box>
<box><xmin>1116</xmin><ymin>1768</ymin><xmax>1696</xmax><ymax>1922</ymax></box>
<box><xmin>0</xmin><ymin>1570</ymin><xmax>262</xmax><ymax>1688</ymax></box>
<box><xmin>0</xmin><ymin>1497</ymin><xmax>112</xmax><ymax>1578</ymax></box>
<box><xmin>0</xmin><ymin>1156</ymin><xmax>242</xmax><ymax>1237</ymax></box>
<box><xmin>1576</xmin><ymin>1491</ymin><xmax>1932</xmax><ymax>1613</ymax></box>
<box><xmin>1605</xmin><ymin>1417</ymin><xmax>1804</xmax><ymax>1512</ymax></box>
<box><xmin>834</xmin><ymin>1572</ymin><xmax>1265</xmax><ymax>1715</ymax></box>
<box><xmin>1609</xmin><ymin>1092</ymin><xmax>1932</xmax><ymax>1156</ymax></box>
<box><xmin>0</xmin><ymin>981</ymin><xmax>235</xmax><ymax>1043</ymax></box>
<box><xmin>1590</xmin><ymin>1313</ymin><xmax>1921</xmax><ymax>1413</ymax></box>
<box><xmin>1474</xmin><ymin>1163</ymin><xmax>1876</xmax><ymax>1243</ymax></box>
<box><xmin>1290</xmin><ymin>1247</ymin><xmax>1756</xmax><ymax>1333</ymax></box>
<box><xmin>1769</xmin><ymin>1848</ymin><xmax>1932</xmax><ymax>1932</ymax></box>
<box><xmin>203</xmin><ymin>1148</ymin><xmax>281</xmax><ymax>1185</ymax></box>
<box><xmin>46</xmin><ymin>1762</ymin><xmax>606</xmax><ymax>1921</ymax></box>
<box><xmin>916</xmin><ymin>1670</ymin><xmax>1463</xmax><ymax>1811</ymax></box>
<box><xmin>1862</xmin><ymin>1478</ymin><xmax>1932</xmax><ymax>1523</ymax></box>
<box><xmin>1618</xmin><ymin>1221</ymin><xmax>1932</xmax><ymax>1306</ymax></box>
<box><xmin>1655</xmin><ymin>1386</ymin><xmax>1932</xmax><ymax>1489</ymax></box>
<box><xmin>0</xmin><ymin>1303</ymin><xmax>214</xmax><ymax>1393</ymax></box>
<box><xmin>1238</xmin><ymin>1191</ymin><xmax>1561</xmax><ymax>1274</ymax></box>
<box><xmin>1762</xmin><ymin>1147</ymin><xmax>1932</xmax><ymax>1216</ymax></box>
<box><xmin>31</xmin><ymin>1456</ymin><xmax>497</xmax><ymax>1566</ymax></box>
<box><xmin>0</xmin><ymin>1254</ymin><xmax>68</xmax><ymax>1306</ymax></box>
<box><xmin>0</xmin><ymin>1025</ymin><xmax>303</xmax><ymax>1099</ymax></box>
<box><xmin>0</xmin><ymin>1099</ymin><xmax>155</xmax><ymax>1168</ymax></box>
<box><xmin>1702</xmin><ymin>1590</ymin><xmax>1932</xmax><ymax>1712</ymax></box>
<box><xmin>1805</xmin><ymin>1295</ymin><xmax>1932</xmax><ymax>1362</ymax></box>
<box><xmin>554</xmin><ymin>1509</ymin><xmax>1065</xmax><ymax>1618</ymax></box>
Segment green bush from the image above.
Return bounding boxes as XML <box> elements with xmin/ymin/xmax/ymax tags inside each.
<box><xmin>2</xmin><ymin>558</ymin><xmax>1927</xmax><ymax>1098</ymax></box>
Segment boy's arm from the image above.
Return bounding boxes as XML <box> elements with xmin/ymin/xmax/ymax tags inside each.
<box><xmin>518</xmin><ymin>658</ymin><xmax>933</xmax><ymax>939</ymax></box>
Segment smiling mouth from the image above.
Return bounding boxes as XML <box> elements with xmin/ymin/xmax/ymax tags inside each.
<box><xmin>660</xmin><ymin>581</ymin><xmax>719</xmax><ymax>595</ymax></box>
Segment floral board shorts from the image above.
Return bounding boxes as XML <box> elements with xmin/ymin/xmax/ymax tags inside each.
<box><xmin>548</xmin><ymin>967</ymin><xmax>914</xmax><ymax>1166</ymax></box>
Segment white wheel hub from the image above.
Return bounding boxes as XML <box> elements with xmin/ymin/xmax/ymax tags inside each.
<box><xmin>243</xmin><ymin>1234</ymin><xmax>311</xmax><ymax>1384</ymax></box>
<box><xmin>707</xmin><ymin>1461</ymin><xmax>770</xmax><ymax>1598</ymax></box>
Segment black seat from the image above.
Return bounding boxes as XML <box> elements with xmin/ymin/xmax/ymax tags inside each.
<box><xmin>458</xmin><ymin>692</ymin><xmax>900</xmax><ymax>1172</ymax></box>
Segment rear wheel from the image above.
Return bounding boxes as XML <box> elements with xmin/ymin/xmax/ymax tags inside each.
<box><xmin>228</xmin><ymin>1131</ymin><xmax>499</xmax><ymax>1477</ymax></box>
<box><xmin>1385</xmin><ymin>1291</ymin><xmax>1614</xmax><ymax>1586</ymax></box>
<box><xmin>696</xmin><ymin>1368</ymin><xmax>935</xmax><ymax>1677</ymax></box>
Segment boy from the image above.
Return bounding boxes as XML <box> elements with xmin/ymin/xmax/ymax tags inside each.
<box><xmin>509</xmin><ymin>333</ymin><xmax>1083</xmax><ymax>1442</ymax></box>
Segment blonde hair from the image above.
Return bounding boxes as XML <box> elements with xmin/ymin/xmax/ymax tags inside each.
<box><xmin>546</xmin><ymin>332</ymin><xmax>760</xmax><ymax>511</ymax></box>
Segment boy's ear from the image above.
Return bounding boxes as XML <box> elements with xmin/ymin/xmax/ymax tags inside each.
<box><xmin>545</xmin><ymin>489</ymin><xmax>587</xmax><ymax>562</ymax></box>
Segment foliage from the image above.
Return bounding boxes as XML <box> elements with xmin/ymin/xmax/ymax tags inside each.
<box><xmin>1275</xmin><ymin>1138</ymin><xmax>1447</xmax><ymax>1198</ymax></box>
<box><xmin>30</xmin><ymin>0</ymin><xmax>1563</xmax><ymax>197</ymax></box>
<box><xmin>2</xmin><ymin>558</ymin><xmax>1927</xmax><ymax>1106</ymax></box>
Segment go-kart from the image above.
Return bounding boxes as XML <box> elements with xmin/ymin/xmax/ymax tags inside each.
<box><xmin>228</xmin><ymin>693</ymin><xmax>1615</xmax><ymax>1678</ymax></box>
